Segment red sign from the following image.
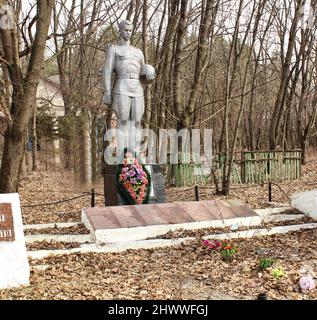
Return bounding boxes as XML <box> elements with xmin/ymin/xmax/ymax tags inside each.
<box><xmin>0</xmin><ymin>203</ymin><xmax>15</xmax><ymax>241</ymax></box>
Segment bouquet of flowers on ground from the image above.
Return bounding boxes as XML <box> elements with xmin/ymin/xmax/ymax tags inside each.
<box><xmin>116</xmin><ymin>152</ymin><xmax>151</xmax><ymax>205</ymax></box>
<box><xmin>202</xmin><ymin>239</ymin><xmax>239</xmax><ymax>261</ymax></box>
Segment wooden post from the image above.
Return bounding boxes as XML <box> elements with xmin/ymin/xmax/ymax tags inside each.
<box><xmin>268</xmin><ymin>181</ymin><xmax>272</xmax><ymax>203</ymax></box>
<box><xmin>195</xmin><ymin>185</ymin><xmax>199</xmax><ymax>201</ymax></box>
<box><xmin>91</xmin><ymin>188</ymin><xmax>95</xmax><ymax>207</ymax></box>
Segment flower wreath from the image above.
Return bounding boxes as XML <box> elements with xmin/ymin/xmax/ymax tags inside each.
<box><xmin>116</xmin><ymin>152</ymin><xmax>152</xmax><ymax>205</ymax></box>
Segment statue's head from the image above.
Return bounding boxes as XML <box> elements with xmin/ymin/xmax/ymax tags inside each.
<box><xmin>119</xmin><ymin>20</ymin><xmax>133</xmax><ymax>41</ymax></box>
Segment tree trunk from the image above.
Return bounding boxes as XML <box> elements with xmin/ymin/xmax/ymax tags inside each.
<box><xmin>32</xmin><ymin>106</ymin><xmax>37</xmax><ymax>171</ymax></box>
<box><xmin>1</xmin><ymin>123</ymin><xmax>25</xmax><ymax>190</ymax></box>
<box><xmin>0</xmin><ymin>0</ymin><xmax>54</xmax><ymax>192</ymax></box>
<box><xmin>269</xmin><ymin>0</ymin><xmax>303</xmax><ymax>149</ymax></box>
<box><xmin>82</xmin><ymin>115</ymin><xmax>92</xmax><ymax>184</ymax></box>
<box><xmin>221</xmin><ymin>0</ymin><xmax>244</xmax><ymax>195</ymax></box>
<box><xmin>173</xmin><ymin>0</ymin><xmax>188</xmax><ymax>122</ymax></box>
<box><xmin>91</xmin><ymin>113</ymin><xmax>97</xmax><ymax>183</ymax></box>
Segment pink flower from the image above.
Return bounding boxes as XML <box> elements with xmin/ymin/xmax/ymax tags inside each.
<box><xmin>119</xmin><ymin>155</ymin><xmax>150</xmax><ymax>204</ymax></box>
<box><xmin>202</xmin><ymin>239</ymin><xmax>222</xmax><ymax>251</ymax></box>
<box><xmin>299</xmin><ymin>276</ymin><xmax>316</xmax><ymax>291</ymax></box>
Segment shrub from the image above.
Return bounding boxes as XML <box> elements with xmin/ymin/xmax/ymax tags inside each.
<box><xmin>259</xmin><ymin>257</ymin><xmax>276</xmax><ymax>269</ymax></box>
<box><xmin>271</xmin><ymin>267</ymin><xmax>287</xmax><ymax>280</ymax></box>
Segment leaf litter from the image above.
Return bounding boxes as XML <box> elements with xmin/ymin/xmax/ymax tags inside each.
<box><xmin>3</xmin><ymin>157</ymin><xmax>315</xmax><ymax>300</ymax></box>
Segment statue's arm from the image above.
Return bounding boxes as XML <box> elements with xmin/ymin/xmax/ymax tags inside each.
<box><xmin>102</xmin><ymin>45</ymin><xmax>115</xmax><ymax>104</ymax></box>
<box><xmin>140</xmin><ymin>49</ymin><xmax>145</xmax><ymax>67</ymax></box>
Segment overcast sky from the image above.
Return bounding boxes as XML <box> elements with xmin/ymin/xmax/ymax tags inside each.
<box><xmin>17</xmin><ymin>0</ymin><xmax>316</xmax><ymax>61</ymax></box>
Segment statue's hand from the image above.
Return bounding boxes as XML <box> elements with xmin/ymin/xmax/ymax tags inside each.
<box><xmin>103</xmin><ymin>93</ymin><xmax>112</xmax><ymax>105</ymax></box>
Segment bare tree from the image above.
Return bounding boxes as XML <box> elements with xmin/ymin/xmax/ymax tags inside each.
<box><xmin>0</xmin><ymin>0</ymin><xmax>54</xmax><ymax>192</ymax></box>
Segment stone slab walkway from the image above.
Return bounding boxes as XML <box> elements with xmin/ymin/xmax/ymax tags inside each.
<box><xmin>28</xmin><ymin>222</ymin><xmax>317</xmax><ymax>260</ymax></box>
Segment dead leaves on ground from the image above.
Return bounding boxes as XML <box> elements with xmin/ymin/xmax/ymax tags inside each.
<box><xmin>19</xmin><ymin>159</ymin><xmax>317</xmax><ymax>224</ymax></box>
<box><xmin>146</xmin><ymin>215</ymin><xmax>315</xmax><ymax>240</ymax></box>
<box><xmin>19</xmin><ymin>171</ymin><xmax>104</xmax><ymax>224</ymax></box>
<box><xmin>25</xmin><ymin>224</ymin><xmax>90</xmax><ymax>236</ymax></box>
<box><xmin>1</xmin><ymin>229</ymin><xmax>316</xmax><ymax>300</ymax></box>
<box><xmin>26</xmin><ymin>240</ymin><xmax>82</xmax><ymax>251</ymax></box>
<box><xmin>167</xmin><ymin>158</ymin><xmax>317</xmax><ymax>208</ymax></box>
<box><xmin>7</xmin><ymin>157</ymin><xmax>316</xmax><ymax>300</ymax></box>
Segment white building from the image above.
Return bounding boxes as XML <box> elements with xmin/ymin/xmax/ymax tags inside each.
<box><xmin>36</xmin><ymin>75</ymin><xmax>65</xmax><ymax>168</ymax></box>
<box><xmin>37</xmin><ymin>75</ymin><xmax>65</xmax><ymax>117</ymax></box>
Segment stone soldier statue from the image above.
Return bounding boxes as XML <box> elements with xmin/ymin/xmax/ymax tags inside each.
<box><xmin>102</xmin><ymin>20</ymin><xmax>155</xmax><ymax>158</ymax></box>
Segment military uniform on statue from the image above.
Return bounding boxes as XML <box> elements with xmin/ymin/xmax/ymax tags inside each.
<box><xmin>101</xmin><ymin>20</ymin><xmax>165</xmax><ymax>206</ymax></box>
<box><xmin>102</xmin><ymin>20</ymin><xmax>155</xmax><ymax>159</ymax></box>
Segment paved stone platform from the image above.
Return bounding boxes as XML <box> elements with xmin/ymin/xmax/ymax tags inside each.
<box><xmin>82</xmin><ymin>200</ymin><xmax>261</xmax><ymax>243</ymax></box>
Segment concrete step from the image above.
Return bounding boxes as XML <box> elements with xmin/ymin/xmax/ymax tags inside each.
<box><xmin>24</xmin><ymin>222</ymin><xmax>81</xmax><ymax>230</ymax></box>
<box><xmin>24</xmin><ymin>207</ymin><xmax>305</xmax><ymax>246</ymax></box>
<box><xmin>25</xmin><ymin>234</ymin><xmax>93</xmax><ymax>244</ymax></box>
<box><xmin>28</xmin><ymin>222</ymin><xmax>317</xmax><ymax>260</ymax></box>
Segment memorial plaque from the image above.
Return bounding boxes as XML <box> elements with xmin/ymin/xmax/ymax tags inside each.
<box><xmin>0</xmin><ymin>194</ymin><xmax>30</xmax><ymax>289</ymax></box>
<box><xmin>0</xmin><ymin>203</ymin><xmax>15</xmax><ymax>241</ymax></box>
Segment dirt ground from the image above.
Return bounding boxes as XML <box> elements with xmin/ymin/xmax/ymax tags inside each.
<box><xmin>1</xmin><ymin>229</ymin><xmax>317</xmax><ymax>300</ymax></box>
<box><xmin>1</xmin><ymin>156</ymin><xmax>315</xmax><ymax>300</ymax></box>
<box><xmin>19</xmin><ymin>156</ymin><xmax>317</xmax><ymax>224</ymax></box>
<box><xmin>167</xmin><ymin>157</ymin><xmax>317</xmax><ymax>208</ymax></box>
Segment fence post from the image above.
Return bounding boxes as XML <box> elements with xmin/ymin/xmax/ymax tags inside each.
<box><xmin>195</xmin><ymin>185</ymin><xmax>199</xmax><ymax>201</ymax></box>
<box><xmin>241</xmin><ymin>151</ymin><xmax>245</xmax><ymax>183</ymax></box>
<box><xmin>91</xmin><ymin>188</ymin><xmax>95</xmax><ymax>207</ymax></box>
<box><xmin>268</xmin><ymin>182</ymin><xmax>272</xmax><ymax>203</ymax></box>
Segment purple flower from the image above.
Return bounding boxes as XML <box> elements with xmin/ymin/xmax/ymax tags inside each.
<box><xmin>129</xmin><ymin>170</ymin><xmax>136</xmax><ymax>177</ymax></box>
<box><xmin>136</xmin><ymin>168</ymin><xmax>144</xmax><ymax>174</ymax></box>
<box><xmin>299</xmin><ymin>276</ymin><xmax>316</xmax><ymax>291</ymax></box>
